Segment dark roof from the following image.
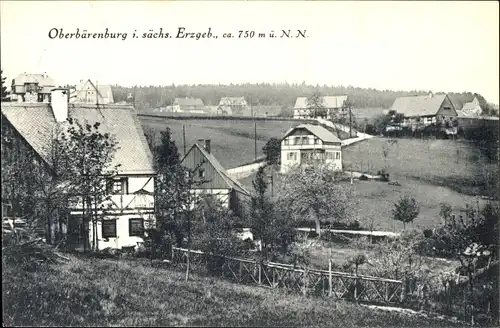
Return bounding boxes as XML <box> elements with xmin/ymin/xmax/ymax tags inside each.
<box><xmin>283</xmin><ymin>124</ymin><xmax>342</xmax><ymax>144</ymax></box>
<box><xmin>184</xmin><ymin>143</ymin><xmax>250</xmax><ymax>196</ymax></box>
<box><xmin>1</xmin><ymin>102</ymin><xmax>154</xmax><ymax>175</ymax></box>
<box><xmin>390</xmin><ymin>94</ymin><xmax>449</xmax><ymax>117</ymax></box>
<box><xmin>174</xmin><ymin>97</ymin><xmax>204</xmax><ymax>107</ymax></box>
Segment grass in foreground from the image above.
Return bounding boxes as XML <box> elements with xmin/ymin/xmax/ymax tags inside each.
<box><xmin>3</xmin><ymin>255</ymin><xmax>467</xmax><ymax>327</ymax></box>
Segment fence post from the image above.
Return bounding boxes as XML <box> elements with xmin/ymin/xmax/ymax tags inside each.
<box><xmin>354</xmin><ymin>277</ymin><xmax>358</xmax><ymax>301</ymax></box>
<box><xmin>258</xmin><ymin>261</ymin><xmax>262</xmax><ymax>285</ymax></box>
<box><xmin>171</xmin><ymin>245</ymin><xmax>174</xmax><ymax>262</ymax></box>
<box><xmin>239</xmin><ymin>260</ymin><xmax>242</xmax><ymax>282</ymax></box>
<box><xmin>400</xmin><ymin>274</ymin><xmax>407</xmax><ymax>303</ymax></box>
<box><xmin>385</xmin><ymin>282</ymin><xmax>389</xmax><ymax>303</ymax></box>
<box><xmin>328</xmin><ymin>259</ymin><xmax>332</xmax><ymax>297</ymax></box>
<box><xmin>303</xmin><ymin>267</ymin><xmax>308</xmax><ymax>296</ymax></box>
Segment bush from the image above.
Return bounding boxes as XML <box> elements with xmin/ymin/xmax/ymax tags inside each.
<box><xmin>377</xmin><ymin>169</ymin><xmax>390</xmax><ymax>182</ymax></box>
<box><xmin>359</xmin><ymin>174</ymin><xmax>369</xmax><ymax>181</ymax></box>
<box><xmin>364</xmin><ymin>124</ymin><xmax>376</xmax><ymax>135</ymax></box>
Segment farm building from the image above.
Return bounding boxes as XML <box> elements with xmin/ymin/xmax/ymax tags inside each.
<box><xmin>458</xmin><ymin>97</ymin><xmax>482</xmax><ymax>117</ymax></box>
<box><xmin>173</xmin><ymin>97</ymin><xmax>205</xmax><ymax>113</ymax></box>
<box><xmin>280</xmin><ymin>124</ymin><xmax>342</xmax><ymax>173</ymax></box>
<box><xmin>181</xmin><ymin>139</ymin><xmax>250</xmax><ymax>216</ymax></box>
<box><xmin>390</xmin><ymin>93</ymin><xmax>457</xmax><ymax>127</ymax></box>
<box><xmin>218</xmin><ymin>97</ymin><xmax>249</xmax><ymax>116</ymax></box>
<box><xmin>293</xmin><ymin>96</ymin><xmax>348</xmax><ymax>119</ymax></box>
<box><xmin>10</xmin><ymin>72</ymin><xmax>55</xmax><ymax>103</ymax></box>
<box><xmin>1</xmin><ymin>96</ymin><xmax>155</xmax><ymax>251</ymax></box>
<box><xmin>70</xmin><ymin>79</ymin><xmax>114</xmax><ymax>104</ymax></box>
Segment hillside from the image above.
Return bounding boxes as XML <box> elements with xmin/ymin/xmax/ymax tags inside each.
<box><xmin>342</xmin><ymin>138</ymin><xmax>498</xmax><ymax>197</ymax></box>
<box><xmin>112</xmin><ymin>83</ymin><xmax>486</xmax><ymax>114</ymax></box>
<box><xmin>2</xmin><ymin>254</ymin><xmax>466</xmax><ymax>327</ymax></box>
<box><xmin>139</xmin><ymin>115</ymin><xmax>351</xmax><ymax>169</ymax></box>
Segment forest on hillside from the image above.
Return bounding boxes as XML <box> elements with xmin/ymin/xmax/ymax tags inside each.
<box><xmin>112</xmin><ymin>83</ymin><xmax>489</xmax><ymax>115</ymax></box>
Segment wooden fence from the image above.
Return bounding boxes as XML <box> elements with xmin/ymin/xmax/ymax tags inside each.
<box><xmin>170</xmin><ymin>247</ymin><xmax>405</xmax><ymax>305</ymax></box>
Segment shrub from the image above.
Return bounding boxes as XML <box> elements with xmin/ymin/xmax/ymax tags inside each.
<box><xmin>359</xmin><ymin>174</ymin><xmax>369</xmax><ymax>181</ymax></box>
<box><xmin>377</xmin><ymin>169</ymin><xmax>390</xmax><ymax>182</ymax></box>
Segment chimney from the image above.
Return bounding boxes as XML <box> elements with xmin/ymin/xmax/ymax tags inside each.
<box><xmin>205</xmin><ymin>139</ymin><xmax>211</xmax><ymax>153</ymax></box>
<box><xmin>50</xmin><ymin>88</ymin><xmax>69</xmax><ymax>122</ymax></box>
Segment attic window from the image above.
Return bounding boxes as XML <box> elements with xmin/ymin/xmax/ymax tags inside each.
<box><xmin>199</xmin><ymin>168</ymin><xmax>205</xmax><ymax>179</ymax></box>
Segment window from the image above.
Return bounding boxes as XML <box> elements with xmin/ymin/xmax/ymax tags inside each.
<box><xmin>129</xmin><ymin>218</ymin><xmax>144</xmax><ymax>237</ymax></box>
<box><xmin>336</xmin><ymin>152</ymin><xmax>341</xmax><ymax>160</ymax></box>
<box><xmin>302</xmin><ymin>137</ymin><xmax>309</xmax><ymax>145</ymax></box>
<box><xmin>287</xmin><ymin>152</ymin><xmax>296</xmax><ymax>161</ymax></box>
<box><xmin>199</xmin><ymin>168</ymin><xmax>205</xmax><ymax>179</ymax></box>
<box><xmin>108</xmin><ymin>178</ymin><xmax>127</xmax><ymax>195</ymax></box>
<box><xmin>102</xmin><ymin>220</ymin><xmax>117</xmax><ymax>238</ymax></box>
<box><xmin>314</xmin><ymin>138</ymin><xmax>320</xmax><ymax>145</ymax></box>
<box><xmin>294</xmin><ymin>137</ymin><xmax>301</xmax><ymax>145</ymax></box>
<box><xmin>284</xmin><ymin>139</ymin><xmax>289</xmax><ymax>145</ymax></box>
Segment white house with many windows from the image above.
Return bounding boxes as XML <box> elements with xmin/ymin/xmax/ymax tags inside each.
<box><xmin>280</xmin><ymin>124</ymin><xmax>342</xmax><ymax>173</ymax></box>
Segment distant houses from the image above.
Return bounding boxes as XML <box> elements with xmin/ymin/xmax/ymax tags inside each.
<box><xmin>458</xmin><ymin>96</ymin><xmax>482</xmax><ymax>117</ymax></box>
<box><xmin>280</xmin><ymin>124</ymin><xmax>343</xmax><ymax>174</ymax></box>
<box><xmin>10</xmin><ymin>73</ymin><xmax>55</xmax><ymax>103</ymax></box>
<box><xmin>390</xmin><ymin>93</ymin><xmax>457</xmax><ymax>127</ymax></box>
<box><xmin>70</xmin><ymin>79</ymin><xmax>114</xmax><ymax>104</ymax></box>
<box><xmin>181</xmin><ymin>139</ymin><xmax>250</xmax><ymax>215</ymax></box>
<box><xmin>218</xmin><ymin>97</ymin><xmax>249</xmax><ymax>116</ymax></box>
<box><xmin>293</xmin><ymin>96</ymin><xmax>348</xmax><ymax>119</ymax></box>
<box><xmin>173</xmin><ymin>97</ymin><xmax>205</xmax><ymax>113</ymax></box>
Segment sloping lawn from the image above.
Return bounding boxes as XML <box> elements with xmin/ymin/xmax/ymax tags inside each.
<box><xmin>342</xmin><ymin>137</ymin><xmax>497</xmax><ymax>196</ymax></box>
<box><xmin>3</xmin><ymin>255</ymin><xmax>465</xmax><ymax>327</ymax></box>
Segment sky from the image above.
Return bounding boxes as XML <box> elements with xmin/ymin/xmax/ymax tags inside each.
<box><xmin>1</xmin><ymin>1</ymin><xmax>499</xmax><ymax>104</ymax></box>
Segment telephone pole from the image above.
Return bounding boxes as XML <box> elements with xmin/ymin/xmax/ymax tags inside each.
<box><xmin>183</xmin><ymin>125</ymin><xmax>187</xmax><ymax>156</ymax></box>
<box><xmin>254</xmin><ymin>121</ymin><xmax>257</xmax><ymax>160</ymax></box>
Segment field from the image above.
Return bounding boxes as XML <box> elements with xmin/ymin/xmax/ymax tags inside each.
<box><xmin>2</xmin><ymin>254</ymin><xmax>465</xmax><ymax>327</ymax></box>
<box><xmin>342</xmin><ymin>137</ymin><xmax>497</xmax><ymax>197</ymax></box>
<box><xmin>139</xmin><ymin>115</ymin><xmax>351</xmax><ymax>169</ymax></box>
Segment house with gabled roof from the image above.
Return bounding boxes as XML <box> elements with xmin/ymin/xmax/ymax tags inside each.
<box><xmin>70</xmin><ymin>79</ymin><xmax>114</xmax><ymax>104</ymax></box>
<box><xmin>390</xmin><ymin>93</ymin><xmax>457</xmax><ymax>127</ymax></box>
<box><xmin>173</xmin><ymin>97</ymin><xmax>205</xmax><ymax>113</ymax></box>
<box><xmin>280</xmin><ymin>124</ymin><xmax>342</xmax><ymax>173</ymax></box>
<box><xmin>1</xmin><ymin>91</ymin><xmax>155</xmax><ymax>251</ymax></box>
<box><xmin>458</xmin><ymin>96</ymin><xmax>482</xmax><ymax>117</ymax></box>
<box><xmin>10</xmin><ymin>72</ymin><xmax>56</xmax><ymax>103</ymax></box>
<box><xmin>181</xmin><ymin>139</ymin><xmax>250</xmax><ymax>216</ymax></box>
<box><xmin>294</xmin><ymin>96</ymin><xmax>348</xmax><ymax>119</ymax></box>
<box><xmin>218</xmin><ymin>97</ymin><xmax>249</xmax><ymax>116</ymax></box>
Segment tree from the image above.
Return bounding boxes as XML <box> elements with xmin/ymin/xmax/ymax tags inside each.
<box><xmin>1</xmin><ymin>69</ymin><xmax>9</xmax><ymax>101</ymax></box>
<box><xmin>262</xmin><ymin>138</ymin><xmax>281</xmax><ymax>166</ymax></box>
<box><xmin>58</xmin><ymin>118</ymin><xmax>120</xmax><ymax>252</ymax></box>
<box><xmin>307</xmin><ymin>90</ymin><xmax>327</xmax><ymax>118</ymax></box>
<box><xmin>250</xmin><ymin>166</ymin><xmax>296</xmax><ymax>259</ymax></box>
<box><xmin>277</xmin><ymin>165</ymin><xmax>355</xmax><ymax>237</ymax></box>
<box><xmin>392</xmin><ymin>195</ymin><xmax>420</xmax><ymax>230</ymax></box>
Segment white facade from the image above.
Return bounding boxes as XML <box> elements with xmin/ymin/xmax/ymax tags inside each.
<box><xmin>70</xmin><ymin>175</ymin><xmax>155</xmax><ymax>251</ymax></box>
<box><xmin>280</xmin><ymin>133</ymin><xmax>342</xmax><ymax>173</ymax></box>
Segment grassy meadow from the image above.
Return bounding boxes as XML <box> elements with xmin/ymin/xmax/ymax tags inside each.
<box><xmin>343</xmin><ymin>137</ymin><xmax>497</xmax><ymax>196</ymax></box>
<box><xmin>139</xmin><ymin>116</ymin><xmax>352</xmax><ymax>169</ymax></box>
<box><xmin>3</xmin><ymin>254</ymin><xmax>466</xmax><ymax>327</ymax></box>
